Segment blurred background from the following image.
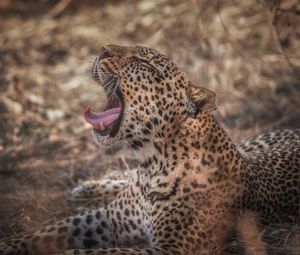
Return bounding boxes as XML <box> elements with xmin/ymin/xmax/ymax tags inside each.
<box><xmin>0</xmin><ymin>0</ymin><xmax>299</xmax><ymax>253</ymax></box>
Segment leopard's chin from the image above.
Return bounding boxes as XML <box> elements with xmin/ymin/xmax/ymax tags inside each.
<box><xmin>91</xmin><ymin>129</ymin><xmax>118</xmax><ymax>148</ymax></box>
<box><xmin>84</xmin><ymin>81</ymin><xmax>124</xmax><ymax>138</ymax></box>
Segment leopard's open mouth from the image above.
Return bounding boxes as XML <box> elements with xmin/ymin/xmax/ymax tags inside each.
<box><xmin>84</xmin><ymin>79</ymin><xmax>124</xmax><ymax>137</ymax></box>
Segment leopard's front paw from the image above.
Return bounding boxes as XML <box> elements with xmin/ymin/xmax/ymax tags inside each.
<box><xmin>70</xmin><ymin>179</ymin><xmax>128</xmax><ymax>203</ymax></box>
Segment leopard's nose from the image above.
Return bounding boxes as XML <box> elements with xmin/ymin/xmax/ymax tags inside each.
<box><xmin>99</xmin><ymin>46</ymin><xmax>112</xmax><ymax>60</ymax></box>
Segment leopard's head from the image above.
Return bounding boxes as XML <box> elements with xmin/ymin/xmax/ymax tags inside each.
<box><xmin>84</xmin><ymin>45</ymin><xmax>216</xmax><ymax>148</ymax></box>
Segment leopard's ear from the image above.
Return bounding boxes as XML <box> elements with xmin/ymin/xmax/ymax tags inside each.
<box><xmin>186</xmin><ymin>84</ymin><xmax>216</xmax><ymax>118</ymax></box>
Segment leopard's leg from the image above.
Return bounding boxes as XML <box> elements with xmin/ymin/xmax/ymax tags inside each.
<box><xmin>58</xmin><ymin>241</ymin><xmax>217</xmax><ymax>255</ymax></box>
<box><xmin>57</xmin><ymin>212</ymin><xmax>220</xmax><ymax>255</ymax></box>
<box><xmin>56</xmin><ymin>247</ymin><xmax>176</xmax><ymax>255</ymax></box>
<box><xmin>70</xmin><ymin>179</ymin><xmax>128</xmax><ymax>203</ymax></box>
<box><xmin>70</xmin><ymin>169</ymin><xmax>134</xmax><ymax>203</ymax></box>
<box><xmin>0</xmin><ymin>199</ymin><xmax>220</xmax><ymax>255</ymax></box>
<box><xmin>0</xmin><ymin>208</ymin><xmax>110</xmax><ymax>255</ymax></box>
<box><xmin>0</xmin><ymin>204</ymin><xmax>146</xmax><ymax>255</ymax></box>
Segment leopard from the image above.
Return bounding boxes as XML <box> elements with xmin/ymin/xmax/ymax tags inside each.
<box><xmin>71</xmin><ymin>129</ymin><xmax>300</xmax><ymax>207</ymax></box>
<box><xmin>0</xmin><ymin>45</ymin><xmax>299</xmax><ymax>255</ymax></box>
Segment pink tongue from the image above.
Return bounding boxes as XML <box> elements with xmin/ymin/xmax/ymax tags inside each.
<box><xmin>84</xmin><ymin>106</ymin><xmax>121</xmax><ymax>129</ymax></box>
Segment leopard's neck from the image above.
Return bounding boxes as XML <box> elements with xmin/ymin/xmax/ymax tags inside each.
<box><xmin>138</xmin><ymin>114</ymin><xmax>243</xmax><ymax>177</ymax></box>
<box><xmin>134</xmin><ymin>114</ymin><xmax>247</xmax><ymax>203</ymax></box>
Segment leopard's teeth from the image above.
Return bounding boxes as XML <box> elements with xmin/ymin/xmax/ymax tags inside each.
<box><xmin>100</xmin><ymin>122</ymin><xmax>105</xmax><ymax>131</ymax></box>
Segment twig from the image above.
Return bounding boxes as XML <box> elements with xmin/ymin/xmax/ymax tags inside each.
<box><xmin>121</xmin><ymin>156</ymin><xmax>130</xmax><ymax>172</ymax></box>
<box><xmin>215</xmin><ymin>0</ymin><xmax>245</xmax><ymax>57</ymax></box>
<box><xmin>269</xmin><ymin>2</ymin><xmax>298</xmax><ymax>73</ymax></box>
<box><xmin>48</xmin><ymin>0</ymin><xmax>73</xmax><ymax>18</ymax></box>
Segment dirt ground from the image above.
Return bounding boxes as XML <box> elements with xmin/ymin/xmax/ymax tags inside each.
<box><xmin>0</xmin><ymin>0</ymin><xmax>299</xmax><ymax>254</ymax></box>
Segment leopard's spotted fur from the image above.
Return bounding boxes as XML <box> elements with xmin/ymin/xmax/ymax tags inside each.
<box><xmin>0</xmin><ymin>45</ymin><xmax>299</xmax><ymax>255</ymax></box>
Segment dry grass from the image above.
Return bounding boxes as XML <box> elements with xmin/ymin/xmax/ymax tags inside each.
<box><xmin>0</xmin><ymin>0</ymin><xmax>299</xmax><ymax>254</ymax></box>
